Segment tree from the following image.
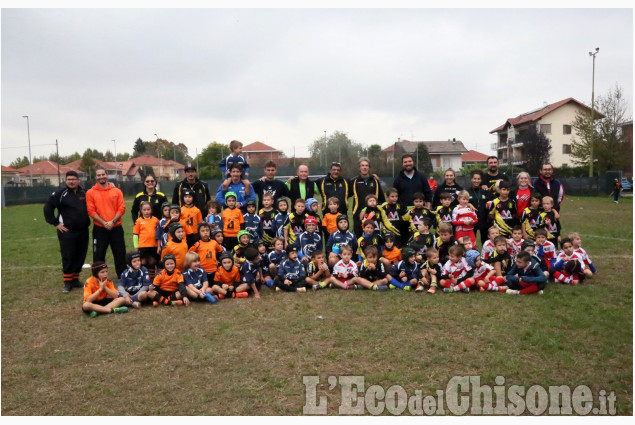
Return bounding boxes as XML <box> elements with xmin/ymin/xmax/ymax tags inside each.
<box><xmin>195</xmin><ymin>142</ymin><xmax>227</xmax><ymax>179</ymax></box>
<box><xmin>517</xmin><ymin>125</ymin><xmax>552</xmax><ymax>175</ymax></box>
<box><xmin>571</xmin><ymin>84</ymin><xmax>631</xmax><ymax>175</ymax></box>
<box><xmin>415</xmin><ymin>143</ymin><xmax>433</xmax><ymax>176</ymax></box>
<box><xmin>9</xmin><ymin>156</ymin><xmax>30</xmax><ymax>169</ymax></box>
<box><xmin>133</xmin><ymin>138</ymin><xmax>146</xmax><ymax>156</ymax></box>
<box><xmin>308</xmin><ymin>131</ymin><xmax>365</xmax><ymax>175</ymax></box>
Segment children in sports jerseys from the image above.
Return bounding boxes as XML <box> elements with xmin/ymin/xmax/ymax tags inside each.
<box><xmin>180</xmin><ymin>189</ymin><xmax>203</xmax><ymax>247</ymax></box>
<box><xmin>359</xmin><ymin>194</ymin><xmax>391</xmax><ymax>235</ymax></box>
<box><xmin>534</xmin><ymin>229</ymin><xmax>556</xmax><ymax>271</ymax></box>
<box><xmin>387</xmin><ymin>248</ymin><xmax>421</xmax><ymax>291</ymax></box>
<box><xmin>275</xmin><ymin>246</ymin><xmax>308</xmax><ymax>292</ymax></box>
<box><xmin>221</xmin><ymin>192</ymin><xmax>245</xmax><ymax>250</ymax></box>
<box><xmin>322</xmin><ymin>197</ymin><xmax>341</xmax><ymax>235</ymax></box>
<box><xmin>381</xmin><ymin>188</ymin><xmax>405</xmax><ymax>242</ymax></box>
<box><xmin>212</xmin><ymin>229</ymin><xmax>225</xmax><ymax>250</ymax></box>
<box><xmin>118</xmin><ymin>252</ymin><xmax>151</xmax><ymax>308</ymax></box>
<box><xmin>463</xmin><ymin>249</ymin><xmax>503</xmax><ymax>292</ymax></box>
<box><xmin>440</xmin><ymin>245</ymin><xmax>474</xmax><ymax>293</ymax></box>
<box><xmin>233</xmin><ymin>230</ymin><xmax>253</xmax><ymax>265</ymax></box>
<box><xmin>242</xmin><ymin>199</ymin><xmax>262</xmax><ymax>242</ymax></box>
<box><xmin>273</xmin><ymin>198</ymin><xmax>290</xmax><ymax>239</ymax></box>
<box><xmin>481</xmin><ymin>226</ymin><xmax>500</xmax><ymax>262</ymax></box>
<box><xmin>239</xmin><ymin>248</ymin><xmax>262</xmax><ymax>298</ymax></box>
<box><xmin>488</xmin><ymin>180</ymin><xmax>517</xmax><ymax>237</ymax></box>
<box><xmin>382</xmin><ymin>233</ymin><xmax>402</xmax><ymax>265</ymax></box>
<box><xmin>521</xmin><ymin>240</ymin><xmax>549</xmax><ymax>277</ymax></box>
<box><xmin>403</xmin><ymin>192</ymin><xmax>437</xmax><ymax>237</ymax></box>
<box><xmin>188</xmin><ymin>222</ymin><xmax>224</xmax><ymax>283</ymax></box>
<box><xmin>324</xmin><ymin>245</ymin><xmax>364</xmax><ymax>290</ymax></box>
<box><xmin>502</xmin><ymin>251</ymin><xmax>548</xmax><ymax>295</ymax></box>
<box><xmin>133</xmin><ymin>201</ymin><xmax>160</xmax><ymax>280</ymax></box>
<box><xmin>148</xmin><ymin>254</ymin><xmax>188</xmax><ymax>306</ymax></box>
<box><xmin>161</xmin><ymin>204</ymin><xmax>188</xmax><ymax>244</ymax></box>
<box><xmin>408</xmin><ymin>218</ymin><xmax>435</xmax><ymax>257</ymax></box>
<box><xmin>305</xmin><ymin>198</ymin><xmax>323</xmax><ymax>236</ymax></box>
<box><xmin>182</xmin><ymin>251</ymin><xmax>217</xmax><ymax>304</ymax></box>
<box><xmin>205</xmin><ymin>200</ymin><xmax>223</xmax><ymax>231</ymax></box>
<box><xmin>83</xmin><ymin>262</ymin><xmax>130</xmax><ymax>317</ymax></box>
<box><xmin>418</xmin><ymin>248</ymin><xmax>442</xmax><ymax>293</ymax></box>
<box><xmin>568</xmin><ymin>232</ymin><xmax>596</xmax><ymax>278</ymax></box>
<box><xmin>326</xmin><ymin>215</ymin><xmax>358</xmax><ymax>267</ymax></box>
<box><xmin>433</xmin><ymin>223</ymin><xmax>457</xmax><ymax>265</ymax></box>
<box><xmin>293</xmin><ymin>215</ymin><xmax>322</xmax><ymax>262</ymax></box>
<box><xmin>161</xmin><ymin>223</ymin><xmax>188</xmax><ymax>272</ymax></box>
<box><xmin>219</xmin><ymin>140</ymin><xmax>250</xmax><ymax>180</ymax></box>
<box><xmin>259</xmin><ymin>193</ymin><xmax>277</xmax><ymax>248</ymax></box>
<box><xmin>305</xmin><ymin>250</ymin><xmax>331</xmax><ymax>290</ymax></box>
<box><xmin>485</xmin><ymin>236</ymin><xmax>512</xmax><ymax>277</ymax></box>
<box><xmin>355</xmin><ymin>245</ymin><xmax>389</xmax><ymax>290</ymax></box>
<box><xmin>267</xmin><ymin>237</ymin><xmax>287</xmax><ymax>277</ymax></box>
<box><xmin>255</xmin><ymin>240</ymin><xmax>275</xmax><ymax>289</ymax></box>
<box><xmin>434</xmin><ymin>192</ymin><xmax>455</xmax><ymax>229</ymax></box>
<box><xmin>156</xmin><ymin>202</ymin><xmax>172</xmax><ymax>252</ymax></box>
<box><xmin>357</xmin><ymin>220</ymin><xmax>384</xmax><ymax>263</ymax></box>
<box><xmin>211</xmin><ymin>252</ymin><xmax>246</xmax><ymax>299</ymax></box>
<box><xmin>284</xmin><ymin>198</ymin><xmax>307</xmax><ymax>247</ymax></box>
<box><xmin>538</xmin><ymin>196</ymin><xmax>561</xmax><ymax>247</ymax></box>
<box><xmin>452</xmin><ymin>190</ymin><xmax>478</xmax><ymax>248</ymax></box>
<box><xmin>552</xmin><ymin>238</ymin><xmax>586</xmax><ymax>285</ymax></box>
<box><xmin>520</xmin><ymin>193</ymin><xmax>542</xmax><ymax>241</ymax></box>
<box><xmin>507</xmin><ymin>226</ymin><xmax>525</xmax><ymax>260</ymax></box>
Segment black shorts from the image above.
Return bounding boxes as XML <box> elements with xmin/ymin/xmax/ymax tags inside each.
<box><xmin>138</xmin><ymin>247</ymin><xmax>159</xmax><ymax>262</ymax></box>
<box><xmin>155</xmin><ymin>288</ymin><xmax>177</xmax><ymax>298</ymax></box>
<box><xmin>206</xmin><ymin>271</ymin><xmax>216</xmax><ymax>283</ymax></box>
<box><xmin>83</xmin><ymin>297</ymin><xmax>115</xmax><ymax>312</ymax></box>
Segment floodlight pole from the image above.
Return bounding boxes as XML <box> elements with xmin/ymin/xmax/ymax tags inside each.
<box><xmin>589</xmin><ymin>47</ymin><xmax>599</xmax><ymax>177</ymax></box>
<box><xmin>22</xmin><ymin>115</ymin><xmax>33</xmax><ymax>186</ymax></box>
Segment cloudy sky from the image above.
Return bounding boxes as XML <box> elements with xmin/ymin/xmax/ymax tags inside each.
<box><xmin>1</xmin><ymin>7</ymin><xmax>632</xmax><ymax>166</ymax></box>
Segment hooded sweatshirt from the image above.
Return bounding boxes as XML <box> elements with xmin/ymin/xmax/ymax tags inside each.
<box><xmin>86</xmin><ymin>182</ymin><xmax>125</xmax><ymax>228</ymax></box>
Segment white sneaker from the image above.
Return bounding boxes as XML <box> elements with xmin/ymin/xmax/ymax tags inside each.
<box><xmin>506</xmin><ymin>289</ymin><xmax>520</xmax><ymax>295</ymax></box>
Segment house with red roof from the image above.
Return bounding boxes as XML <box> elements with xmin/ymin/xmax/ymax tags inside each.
<box><xmin>382</xmin><ymin>139</ymin><xmax>468</xmax><ymax>172</ymax></box>
<box><xmin>489</xmin><ymin>97</ymin><xmax>601</xmax><ymax>168</ymax></box>
<box><xmin>461</xmin><ymin>150</ymin><xmax>490</xmax><ymax>167</ymax></box>
<box><xmin>65</xmin><ymin>155</ymin><xmax>185</xmax><ymax>181</ymax></box>
<box><xmin>242</xmin><ymin>142</ymin><xmax>284</xmax><ymax>166</ymax></box>
<box><xmin>16</xmin><ymin>161</ymin><xmax>82</xmax><ymax>186</ymax></box>
<box><xmin>2</xmin><ymin>165</ymin><xmax>24</xmax><ymax>186</ymax></box>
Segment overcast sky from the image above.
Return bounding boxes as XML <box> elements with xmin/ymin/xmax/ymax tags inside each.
<box><xmin>1</xmin><ymin>7</ymin><xmax>632</xmax><ymax>166</ymax></box>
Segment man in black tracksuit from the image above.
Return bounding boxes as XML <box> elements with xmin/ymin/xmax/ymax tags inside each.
<box><xmin>172</xmin><ymin>165</ymin><xmax>211</xmax><ymax>213</ymax></box>
<box><xmin>43</xmin><ymin>170</ymin><xmax>91</xmax><ymax>292</ymax></box>
<box><xmin>315</xmin><ymin>162</ymin><xmax>350</xmax><ymax>215</ymax></box>
<box><xmin>350</xmin><ymin>158</ymin><xmax>385</xmax><ymax>238</ymax></box>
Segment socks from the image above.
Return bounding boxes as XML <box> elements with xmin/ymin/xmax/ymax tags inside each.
<box><xmin>389</xmin><ymin>278</ymin><xmax>407</xmax><ymax>290</ymax></box>
<box><xmin>266</xmin><ymin>279</ymin><xmax>274</xmax><ymax>288</ymax></box>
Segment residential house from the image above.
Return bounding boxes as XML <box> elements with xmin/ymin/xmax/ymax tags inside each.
<box><xmin>489</xmin><ymin>97</ymin><xmax>601</xmax><ymax>168</ymax></box>
<box><xmin>381</xmin><ymin>139</ymin><xmax>468</xmax><ymax>172</ymax></box>
<box><xmin>65</xmin><ymin>155</ymin><xmax>184</xmax><ymax>181</ymax></box>
<box><xmin>461</xmin><ymin>150</ymin><xmax>490</xmax><ymax>167</ymax></box>
<box><xmin>242</xmin><ymin>142</ymin><xmax>284</xmax><ymax>167</ymax></box>
<box><xmin>2</xmin><ymin>166</ymin><xmax>24</xmax><ymax>186</ymax></box>
<box><xmin>17</xmin><ymin>161</ymin><xmax>82</xmax><ymax>186</ymax></box>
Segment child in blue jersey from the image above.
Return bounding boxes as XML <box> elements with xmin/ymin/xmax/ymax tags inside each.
<box><xmin>275</xmin><ymin>246</ymin><xmax>308</xmax><ymax>292</ymax></box>
<box><xmin>205</xmin><ymin>200</ymin><xmax>223</xmax><ymax>231</ymax></box>
<box><xmin>182</xmin><ymin>252</ymin><xmax>217</xmax><ymax>304</ymax></box>
<box><xmin>155</xmin><ymin>202</ymin><xmax>172</xmax><ymax>252</ymax></box>
<box><xmin>118</xmin><ymin>251</ymin><xmax>151</xmax><ymax>308</ymax></box>
<box><xmin>219</xmin><ymin>140</ymin><xmax>250</xmax><ymax>181</ymax></box>
<box><xmin>388</xmin><ymin>247</ymin><xmax>421</xmax><ymax>291</ymax></box>
<box><xmin>267</xmin><ymin>237</ymin><xmax>287</xmax><ymax>277</ymax></box>
<box><xmin>294</xmin><ymin>215</ymin><xmax>323</xmax><ymax>263</ymax></box>
<box><xmin>243</xmin><ymin>199</ymin><xmax>262</xmax><ymax>242</ymax></box>
<box><xmin>239</xmin><ymin>247</ymin><xmax>262</xmax><ymax>298</ymax></box>
<box><xmin>326</xmin><ymin>215</ymin><xmax>358</xmax><ymax>267</ymax></box>
<box><xmin>256</xmin><ymin>240</ymin><xmax>275</xmax><ymax>289</ymax></box>
<box><xmin>273</xmin><ymin>197</ymin><xmax>290</xmax><ymax>238</ymax></box>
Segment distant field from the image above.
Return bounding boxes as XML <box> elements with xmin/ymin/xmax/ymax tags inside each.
<box><xmin>1</xmin><ymin>196</ymin><xmax>632</xmax><ymax>415</ymax></box>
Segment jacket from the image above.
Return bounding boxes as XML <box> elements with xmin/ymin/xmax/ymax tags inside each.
<box><xmin>392</xmin><ymin>168</ymin><xmax>432</xmax><ymax>208</ymax></box>
<box><xmin>86</xmin><ymin>182</ymin><xmax>126</xmax><ymax>228</ymax></box>
<box><xmin>43</xmin><ymin>185</ymin><xmax>90</xmax><ymax>231</ymax></box>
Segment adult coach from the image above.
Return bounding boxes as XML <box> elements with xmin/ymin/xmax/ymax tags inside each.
<box><xmin>315</xmin><ymin>161</ymin><xmax>350</xmax><ymax>215</ymax></box>
<box><xmin>43</xmin><ymin>170</ymin><xmax>91</xmax><ymax>292</ymax></box>
<box><xmin>350</xmin><ymin>157</ymin><xmax>385</xmax><ymax>236</ymax></box>
<box><xmin>532</xmin><ymin>163</ymin><xmax>564</xmax><ymax>211</ymax></box>
<box><xmin>392</xmin><ymin>153</ymin><xmax>432</xmax><ymax>209</ymax></box>
<box><xmin>130</xmin><ymin>174</ymin><xmax>168</xmax><ymax>222</ymax></box>
<box><xmin>482</xmin><ymin>156</ymin><xmax>511</xmax><ymax>195</ymax></box>
<box><xmin>286</xmin><ymin>164</ymin><xmax>319</xmax><ymax>206</ymax></box>
<box><xmin>86</xmin><ymin>167</ymin><xmax>127</xmax><ymax>277</ymax></box>
<box><xmin>172</xmin><ymin>165</ymin><xmax>211</xmax><ymax>212</ymax></box>
<box><xmin>252</xmin><ymin>160</ymin><xmax>289</xmax><ymax>210</ymax></box>
<box><xmin>215</xmin><ymin>163</ymin><xmax>256</xmax><ymax>208</ymax></box>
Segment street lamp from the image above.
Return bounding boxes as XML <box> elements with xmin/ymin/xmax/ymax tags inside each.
<box><xmin>112</xmin><ymin>139</ymin><xmax>116</xmax><ymax>159</ymax></box>
<box><xmin>22</xmin><ymin>115</ymin><xmax>33</xmax><ymax>186</ymax></box>
<box><xmin>589</xmin><ymin>47</ymin><xmax>599</xmax><ymax>177</ymax></box>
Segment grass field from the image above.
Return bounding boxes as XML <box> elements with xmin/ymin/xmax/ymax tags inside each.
<box><xmin>1</xmin><ymin>196</ymin><xmax>632</xmax><ymax>415</ymax></box>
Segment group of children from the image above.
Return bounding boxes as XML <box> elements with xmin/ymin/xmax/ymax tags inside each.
<box><xmin>82</xmin><ymin>182</ymin><xmax>596</xmax><ymax>316</ymax></box>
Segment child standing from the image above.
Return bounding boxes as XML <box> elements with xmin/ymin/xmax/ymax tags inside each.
<box><xmin>538</xmin><ymin>196</ymin><xmax>561</xmax><ymax>248</ymax></box>
<box><xmin>155</xmin><ymin>201</ymin><xmax>172</xmax><ymax>253</ymax></box>
<box><xmin>359</xmin><ymin>194</ymin><xmax>390</xmax><ymax>235</ymax></box>
<box><xmin>83</xmin><ymin>262</ymin><xmax>130</xmax><ymax>317</ymax></box>
<box><xmin>433</xmin><ymin>222</ymin><xmax>457</xmax><ymax>265</ymax></box>
<box><xmin>273</xmin><ymin>197</ymin><xmax>290</xmax><ymax>239</ymax></box>
<box><xmin>275</xmin><ymin>246</ymin><xmax>308</xmax><ymax>292</ymax></box>
<box><xmin>357</xmin><ymin>220</ymin><xmax>384</xmax><ymax>263</ymax></box>
<box><xmin>322</xmin><ymin>197</ymin><xmax>341</xmax><ymax>235</ymax></box>
<box><xmin>434</xmin><ymin>192</ymin><xmax>455</xmax><ymax>229</ymax></box>
<box><xmin>293</xmin><ymin>215</ymin><xmax>323</xmax><ymax>262</ymax></box>
<box><xmin>161</xmin><ymin>223</ymin><xmax>188</xmax><ymax>272</ymax></box>
<box><xmin>520</xmin><ymin>192</ymin><xmax>542</xmax><ymax>241</ymax></box>
<box><xmin>133</xmin><ymin>201</ymin><xmax>160</xmax><ymax>280</ymax></box>
<box><xmin>485</xmin><ymin>235</ymin><xmax>512</xmax><ymax>277</ymax></box>
<box><xmin>243</xmin><ymin>199</ymin><xmax>262</xmax><ymax>242</ymax></box>
<box><xmin>481</xmin><ymin>226</ymin><xmax>500</xmax><ymax>262</ymax></box>
<box><xmin>180</xmin><ymin>189</ymin><xmax>203</xmax><ymax>248</ymax></box>
<box><xmin>284</xmin><ymin>198</ymin><xmax>307</xmax><ymax>248</ymax></box>
<box><xmin>380</xmin><ymin>188</ymin><xmax>404</xmax><ymax>241</ymax></box>
<box><xmin>188</xmin><ymin>222</ymin><xmax>224</xmax><ymax>284</ymax></box>
<box><xmin>452</xmin><ymin>190</ymin><xmax>478</xmax><ymax>248</ymax></box>
<box><xmin>403</xmin><ymin>192</ymin><xmax>437</xmax><ymax>239</ymax></box>
<box><xmin>259</xmin><ymin>193</ymin><xmax>277</xmax><ymax>249</ymax></box>
<box><xmin>488</xmin><ymin>180</ymin><xmax>517</xmax><ymax>238</ymax></box>
<box><xmin>507</xmin><ymin>225</ymin><xmax>525</xmax><ymax>260</ymax></box>
<box><xmin>205</xmin><ymin>200</ymin><xmax>223</xmax><ymax>231</ymax></box>
<box><xmin>221</xmin><ymin>191</ymin><xmax>245</xmax><ymax>250</ymax></box>
<box><xmin>182</xmin><ymin>252</ymin><xmax>217</xmax><ymax>304</ymax></box>
<box><xmin>118</xmin><ymin>252</ymin><xmax>151</xmax><ymax>308</ymax></box>
<box><xmin>233</xmin><ymin>230</ymin><xmax>253</xmax><ymax>265</ymax></box>
<box><xmin>325</xmin><ymin>215</ymin><xmax>358</xmax><ymax>267</ymax></box>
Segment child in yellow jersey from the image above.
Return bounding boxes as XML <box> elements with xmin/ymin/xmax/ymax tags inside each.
<box><xmin>82</xmin><ymin>262</ymin><xmax>129</xmax><ymax>317</ymax></box>
<box><xmin>181</xmin><ymin>189</ymin><xmax>203</xmax><ymax>248</ymax></box>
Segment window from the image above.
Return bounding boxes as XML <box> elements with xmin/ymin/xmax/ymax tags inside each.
<box><xmin>539</xmin><ymin>124</ymin><xmax>552</xmax><ymax>134</ymax></box>
<box><xmin>563</xmin><ymin>124</ymin><xmax>572</xmax><ymax>135</ymax></box>
<box><xmin>562</xmin><ymin>144</ymin><xmax>572</xmax><ymax>154</ymax></box>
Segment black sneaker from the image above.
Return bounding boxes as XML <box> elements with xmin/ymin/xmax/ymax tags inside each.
<box><xmin>62</xmin><ymin>283</ymin><xmax>72</xmax><ymax>293</ymax></box>
<box><xmin>71</xmin><ymin>279</ymin><xmax>83</xmax><ymax>289</ymax></box>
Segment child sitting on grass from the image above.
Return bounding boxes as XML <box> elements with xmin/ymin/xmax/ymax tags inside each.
<box><xmin>419</xmin><ymin>248</ymin><xmax>442</xmax><ymax>293</ymax></box>
<box><xmin>485</xmin><ymin>235</ymin><xmax>512</xmax><ymax>277</ymax></box>
<box><xmin>182</xmin><ymin>251</ymin><xmax>217</xmax><ymax>304</ymax></box>
<box><xmin>275</xmin><ymin>246</ymin><xmax>308</xmax><ymax>293</ymax></box>
<box><xmin>118</xmin><ymin>252</ymin><xmax>151</xmax><ymax>308</ymax></box>
<box><xmin>441</xmin><ymin>245</ymin><xmax>474</xmax><ymax>293</ymax></box>
<box><xmin>502</xmin><ymin>251</ymin><xmax>547</xmax><ymax>295</ymax></box>
<box><xmin>433</xmin><ymin>222</ymin><xmax>457</xmax><ymax>265</ymax></box>
<box><xmin>388</xmin><ymin>247</ymin><xmax>421</xmax><ymax>291</ymax></box>
<box><xmin>148</xmin><ymin>254</ymin><xmax>188</xmax><ymax>306</ymax></box>
<box><xmin>534</xmin><ymin>228</ymin><xmax>556</xmax><ymax>272</ymax></box>
<box><xmin>325</xmin><ymin>215</ymin><xmax>357</xmax><ymax>267</ymax></box>
<box><xmin>212</xmin><ymin>252</ymin><xmax>247</xmax><ymax>299</ymax></box>
<box><xmin>83</xmin><ymin>262</ymin><xmax>130</xmax><ymax>317</ymax></box>
<box><xmin>357</xmin><ymin>245</ymin><xmax>389</xmax><ymax>291</ymax></box>
<box><xmin>305</xmin><ymin>250</ymin><xmax>331</xmax><ymax>290</ymax></box>
<box><xmin>324</xmin><ymin>245</ymin><xmax>364</xmax><ymax>290</ymax></box>
<box><xmin>568</xmin><ymin>232</ymin><xmax>596</xmax><ymax>279</ymax></box>
<box><xmin>133</xmin><ymin>201</ymin><xmax>159</xmax><ymax>280</ymax></box>
<box><xmin>239</xmin><ymin>247</ymin><xmax>262</xmax><ymax>298</ymax></box>
<box><xmin>382</xmin><ymin>233</ymin><xmax>402</xmax><ymax>266</ymax></box>
<box><xmin>552</xmin><ymin>237</ymin><xmax>587</xmax><ymax>285</ymax></box>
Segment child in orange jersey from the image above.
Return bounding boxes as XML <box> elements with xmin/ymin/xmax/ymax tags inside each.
<box><xmin>82</xmin><ymin>262</ymin><xmax>130</xmax><ymax>317</ymax></box>
<box><xmin>181</xmin><ymin>189</ymin><xmax>203</xmax><ymax>248</ymax></box>
<box><xmin>133</xmin><ymin>201</ymin><xmax>160</xmax><ymax>280</ymax></box>
<box><xmin>161</xmin><ymin>223</ymin><xmax>188</xmax><ymax>272</ymax></box>
<box><xmin>147</xmin><ymin>254</ymin><xmax>188</xmax><ymax>306</ymax></box>
<box><xmin>221</xmin><ymin>191</ymin><xmax>245</xmax><ymax>250</ymax></box>
<box><xmin>322</xmin><ymin>197</ymin><xmax>341</xmax><ymax>235</ymax></box>
<box><xmin>382</xmin><ymin>233</ymin><xmax>402</xmax><ymax>265</ymax></box>
<box><xmin>189</xmin><ymin>222</ymin><xmax>224</xmax><ymax>283</ymax></box>
<box><xmin>211</xmin><ymin>251</ymin><xmax>247</xmax><ymax>299</ymax></box>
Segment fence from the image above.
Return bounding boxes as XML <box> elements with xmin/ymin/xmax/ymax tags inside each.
<box><xmin>1</xmin><ymin>173</ymin><xmax>626</xmax><ymax>207</ymax></box>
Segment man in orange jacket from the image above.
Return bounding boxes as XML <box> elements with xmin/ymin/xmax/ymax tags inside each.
<box><xmin>86</xmin><ymin>167</ymin><xmax>127</xmax><ymax>276</ymax></box>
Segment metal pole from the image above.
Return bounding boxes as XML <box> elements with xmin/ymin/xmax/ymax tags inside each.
<box><xmin>56</xmin><ymin>139</ymin><xmax>61</xmax><ymax>186</ymax></box>
<box><xmin>112</xmin><ymin>139</ymin><xmax>116</xmax><ymax>159</ymax></box>
<box><xmin>22</xmin><ymin>116</ymin><xmax>33</xmax><ymax>186</ymax></box>
<box><xmin>392</xmin><ymin>142</ymin><xmax>396</xmax><ymax>178</ymax></box>
<box><xmin>589</xmin><ymin>47</ymin><xmax>599</xmax><ymax>177</ymax></box>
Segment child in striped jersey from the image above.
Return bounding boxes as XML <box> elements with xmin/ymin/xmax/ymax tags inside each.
<box><xmin>481</xmin><ymin>226</ymin><xmax>500</xmax><ymax>262</ymax></box>
<box><xmin>506</xmin><ymin>225</ymin><xmax>524</xmax><ymax>261</ymax></box>
<box><xmin>156</xmin><ymin>202</ymin><xmax>172</xmax><ymax>252</ymax></box>
<box><xmin>452</xmin><ymin>190</ymin><xmax>478</xmax><ymax>248</ymax></box>
<box><xmin>520</xmin><ymin>193</ymin><xmax>542</xmax><ymax>240</ymax></box>
<box><xmin>324</xmin><ymin>245</ymin><xmax>364</xmax><ymax>290</ymax></box>
<box><xmin>534</xmin><ymin>229</ymin><xmax>556</xmax><ymax>271</ymax></box>
<box><xmin>552</xmin><ymin>238</ymin><xmax>586</xmax><ymax>285</ymax></box>
<box><xmin>568</xmin><ymin>232</ymin><xmax>596</xmax><ymax>278</ymax></box>
<box><xmin>462</xmin><ymin>250</ymin><xmax>504</xmax><ymax>292</ymax></box>
<box><xmin>441</xmin><ymin>245</ymin><xmax>474</xmax><ymax>293</ymax></box>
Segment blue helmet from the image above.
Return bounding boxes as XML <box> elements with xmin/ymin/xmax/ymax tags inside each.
<box><xmin>465</xmin><ymin>249</ymin><xmax>481</xmax><ymax>268</ymax></box>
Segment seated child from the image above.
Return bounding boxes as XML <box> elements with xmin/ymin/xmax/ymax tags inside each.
<box><xmin>325</xmin><ymin>215</ymin><xmax>357</xmax><ymax>267</ymax></box>
<box><xmin>388</xmin><ymin>247</ymin><xmax>421</xmax><ymax>291</ymax></box>
<box><xmin>507</xmin><ymin>225</ymin><xmax>525</xmax><ymax>260</ymax></box>
<box><xmin>118</xmin><ymin>251</ymin><xmax>151</xmax><ymax>308</ymax></box>
<box><xmin>211</xmin><ymin>251</ymin><xmax>247</xmax><ymax>299</ymax></box>
<box><xmin>484</xmin><ymin>235</ymin><xmax>512</xmax><ymax>277</ymax></box>
<box><xmin>239</xmin><ymin>247</ymin><xmax>262</xmax><ymax>298</ymax></box>
<box><xmin>462</xmin><ymin>249</ymin><xmax>503</xmax><ymax>292</ymax></box>
<box><xmin>161</xmin><ymin>223</ymin><xmax>188</xmax><ymax>271</ymax></box>
<box><xmin>502</xmin><ymin>251</ymin><xmax>548</xmax><ymax>295</ymax></box>
<box><xmin>419</xmin><ymin>248</ymin><xmax>442</xmax><ymax>293</ymax></box>
<box><xmin>305</xmin><ymin>250</ymin><xmax>331</xmax><ymax>290</ymax></box>
<box><xmin>452</xmin><ymin>190</ymin><xmax>478</xmax><ymax>247</ymax></box>
<box><xmin>440</xmin><ymin>245</ymin><xmax>474</xmax><ymax>293</ymax></box>
<box><xmin>205</xmin><ymin>200</ymin><xmax>223</xmax><ymax>231</ymax></box>
<box><xmin>275</xmin><ymin>246</ymin><xmax>308</xmax><ymax>292</ymax></box>
<box><xmin>147</xmin><ymin>254</ymin><xmax>188</xmax><ymax>306</ymax></box>
<box><xmin>233</xmin><ymin>230</ymin><xmax>253</xmax><ymax>265</ymax></box>
<box><xmin>568</xmin><ymin>232</ymin><xmax>596</xmax><ymax>278</ymax></box>
<box><xmin>212</xmin><ymin>229</ymin><xmax>226</xmax><ymax>251</ymax></box>
<box><xmin>552</xmin><ymin>237</ymin><xmax>586</xmax><ymax>285</ymax></box>
<box><xmin>356</xmin><ymin>245</ymin><xmax>389</xmax><ymax>290</ymax></box>
<box><xmin>521</xmin><ymin>240</ymin><xmax>549</xmax><ymax>277</ymax></box>
<box><xmin>182</xmin><ymin>251</ymin><xmax>217</xmax><ymax>304</ymax></box>
<box><xmin>534</xmin><ymin>228</ymin><xmax>556</xmax><ymax>271</ymax></box>
<box><xmin>458</xmin><ymin>236</ymin><xmax>473</xmax><ymax>253</ymax></box>
<box><xmin>83</xmin><ymin>262</ymin><xmax>130</xmax><ymax>317</ymax></box>
<box><xmin>433</xmin><ymin>222</ymin><xmax>457</xmax><ymax>265</ymax></box>
<box><xmin>481</xmin><ymin>226</ymin><xmax>500</xmax><ymax>261</ymax></box>
<box><xmin>267</xmin><ymin>237</ymin><xmax>287</xmax><ymax>277</ymax></box>
<box><xmin>324</xmin><ymin>245</ymin><xmax>365</xmax><ymax>290</ymax></box>
<box><xmin>256</xmin><ymin>240</ymin><xmax>275</xmax><ymax>289</ymax></box>
<box><xmin>382</xmin><ymin>233</ymin><xmax>402</xmax><ymax>265</ymax></box>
